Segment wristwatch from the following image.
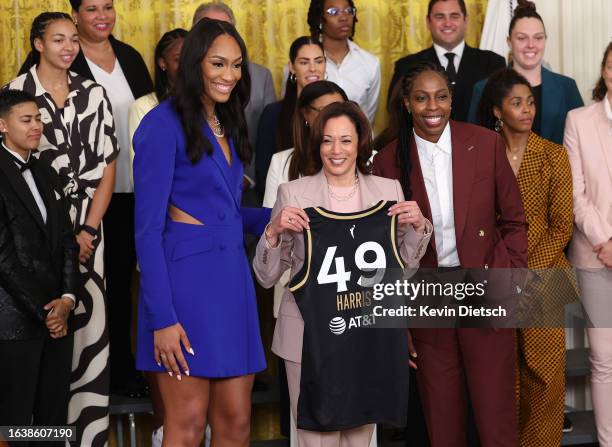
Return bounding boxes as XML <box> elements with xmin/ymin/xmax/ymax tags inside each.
<box><xmin>80</xmin><ymin>224</ymin><xmax>98</xmax><ymax>238</ymax></box>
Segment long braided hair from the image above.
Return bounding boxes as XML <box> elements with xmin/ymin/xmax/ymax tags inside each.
<box><xmin>389</xmin><ymin>61</ymin><xmax>449</xmax><ymax>199</ymax></box>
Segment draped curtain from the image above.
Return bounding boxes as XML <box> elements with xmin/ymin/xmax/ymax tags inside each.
<box><xmin>1</xmin><ymin>0</ymin><xmax>487</xmax><ymax>130</ymax></box>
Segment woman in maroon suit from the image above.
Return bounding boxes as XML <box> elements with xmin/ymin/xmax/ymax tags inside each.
<box><xmin>373</xmin><ymin>61</ymin><xmax>528</xmax><ymax>447</ymax></box>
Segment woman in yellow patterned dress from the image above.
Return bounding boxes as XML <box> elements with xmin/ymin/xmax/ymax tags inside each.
<box><xmin>476</xmin><ymin>67</ymin><xmax>576</xmax><ymax>447</ymax></box>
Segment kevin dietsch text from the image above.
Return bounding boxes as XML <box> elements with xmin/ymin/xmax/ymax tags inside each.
<box><xmin>373</xmin><ymin>304</ymin><xmax>507</xmax><ymax>318</ymax></box>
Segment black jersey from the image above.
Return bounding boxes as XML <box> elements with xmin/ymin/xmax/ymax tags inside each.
<box><xmin>289</xmin><ymin>200</ymin><xmax>410</xmax><ymax>431</ymax></box>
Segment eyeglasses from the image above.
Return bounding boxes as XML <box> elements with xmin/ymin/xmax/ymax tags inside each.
<box><xmin>324</xmin><ymin>7</ymin><xmax>356</xmax><ymax>17</ymax></box>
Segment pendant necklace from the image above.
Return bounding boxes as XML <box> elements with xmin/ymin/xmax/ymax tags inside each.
<box><xmin>207</xmin><ymin>114</ymin><xmax>224</xmax><ymax>138</ymax></box>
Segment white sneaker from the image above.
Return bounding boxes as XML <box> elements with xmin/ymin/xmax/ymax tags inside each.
<box><xmin>152</xmin><ymin>426</ymin><xmax>163</xmax><ymax>447</ymax></box>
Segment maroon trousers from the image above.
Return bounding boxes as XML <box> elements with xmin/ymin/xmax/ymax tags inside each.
<box><xmin>411</xmin><ymin>328</ymin><xmax>518</xmax><ymax>447</ymax></box>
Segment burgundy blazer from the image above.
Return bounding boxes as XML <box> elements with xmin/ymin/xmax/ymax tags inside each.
<box><xmin>373</xmin><ymin>121</ymin><xmax>528</xmax><ymax>270</ymax></box>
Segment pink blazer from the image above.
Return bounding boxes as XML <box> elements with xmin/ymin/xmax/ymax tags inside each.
<box><xmin>564</xmin><ymin>100</ymin><xmax>612</xmax><ymax>268</ymax></box>
<box><xmin>252</xmin><ymin>170</ymin><xmax>432</xmax><ymax>362</ymax></box>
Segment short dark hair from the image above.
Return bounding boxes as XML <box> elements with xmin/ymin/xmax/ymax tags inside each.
<box><xmin>476</xmin><ymin>68</ymin><xmax>534</xmax><ymax>131</ymax></box>
<box><xmin>509</xmin><ymin>0</ymin><xmax>545</xmax><ymax>36</ymax></box>
<box><xmin>289</xmin><ymin>81</ymin><xmax>348</xmax><ymax>181</ymax></box>
<box><xmin>154</xmin><ymin>28</ymin><xmax>188</xmax><ymax>102</ymax></box>
<box><xmin>592</xmin><ymin>41</ymin><xmax>612</xmax><ymax>101</ymax></box>
<box><xmin>307</xmin><ymin>0</ymin><xmax>358</xmax><ymax>42</ymax></box>
<box><xmin>0</xmin><ymin>90</ymin><xmax>38</xmax><ymax>118</ymax></box>
<box><xmin>308</xmin><ymin>101</ymin><xmax>372</xmax><ymax>176</ymax></box>
<box><xmin>427</xmin><ymin>0</ymin><xmax>467</xmax><ymax>17</ymax></box>
<box><xmin>173</xmin><ymin>18</ymin><xmax>251</xmax><ymax>164</ymax></box>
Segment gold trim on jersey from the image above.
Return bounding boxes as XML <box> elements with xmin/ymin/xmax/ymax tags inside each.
<box><xmin>391</xmin><ymin>214</ymin><xmax>405</xmax><ymax>269</ymax></box>
<box><xmin>289</xmin><ymin>228</ymin><xmax>312</xmax><ymax>292</ymax></box>
<box><xmin>313</xmin><ymin>200</ymin><xmax>388</xmax><ymax>220</ymax></box>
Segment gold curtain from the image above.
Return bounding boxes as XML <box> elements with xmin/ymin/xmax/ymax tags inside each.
<box><xmin>0</xmin><ymin>0</ymin><xmax>488</xmax><ymax>131</ymax></box>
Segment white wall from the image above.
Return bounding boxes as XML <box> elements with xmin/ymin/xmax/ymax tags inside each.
<box><xmin>535</xmin><ymin>0</ymin><xmax>612</xmax><ymax>103</ymax></box>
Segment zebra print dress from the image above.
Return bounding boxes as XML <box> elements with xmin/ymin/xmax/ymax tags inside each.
<box><xmin>5</xmin><ymin>66</ymin><xmax>118</xmax><ymax>446</ymax></box>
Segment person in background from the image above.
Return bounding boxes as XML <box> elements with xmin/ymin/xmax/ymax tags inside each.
<box><xmin>373</xmin><ymin>62</ymin><xmax>527</xmax><ymax>447</ymax></box>
<box><xmin>469</xmin><ymin>0</ymin><xmax>583</xmax><ymax>145</ymax></box>
<box><xmin>193</xmin><ymin>1</ymin><xmax>277</xmax><ymax>193</ymax></box>
<box><xmin>255</xmin><ymin>36</ymin><xmax>326</xmax><ymax>197</ymax></box>
<box><xmin>67</xmin><ymin>0</ymin><xmax>154</xmax><ymax>400</ymax></box>
<box><xmin>133</xmin><ymin>18</ymin><xmax>270</xmax><ymax>446</ymax></box>
<box><xmin>564</xmin><ymin>41</ymin><xmax>612</xmax><ymax>447</ymax></box>
<box><xmin>307</xmin><ymin>0</ymin><xmax>381</xmax><ymax>124</ymax></box>
<box><xmin>126</xmin><ymin>27</ymin><xmax>187</xmax><ymax>447</ymax></box>
<box><xmin>5</xmin><ymin>12</ymin><xmax>118</xmax><ymax>446</ymax></box>
<box><xmin>263</xmin><ymin>81</ymin><xmax>349</xmax><ymax>210</ymax></box>
<box><xmin>389</xmin><ymin>0</ymin><xmax>505</xmax><ymax>122</ymax></box>
<box><xmin>128</xmin><ymin>28</ymin><xmax>187</xmax><ymax>181</ymax></box>
<box><xmin>477</xmin><ymin>67</ymin><xmax>575</xmax><ymax>447</ymax></box>
<box><xmin>0</xmin><ymin>89</ymin><xmax>79</xmax><ymax>446</ymax></box>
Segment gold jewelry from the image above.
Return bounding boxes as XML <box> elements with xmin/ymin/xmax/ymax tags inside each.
<box><xmin>206</xmin><ymin>114</ymin><xmax>224</xmax><ymax>138</ymax></box>
<box><xmin>506</xmin><ymin>146</ymin><xmax>524</xmax><ymax>161</ymax></box>
<box><xmin>327</xmin><ymin>174</ymin><xmax>359</xmax><ymax>202</ymax></box>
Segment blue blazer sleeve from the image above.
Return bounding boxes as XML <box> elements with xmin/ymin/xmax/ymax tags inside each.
<box><xmin>241</xmin><ymin>206</ymin><xmax>271</xmax><ymax>236</ymax></box>
<box><xmin>133</xmin><ymin>107</ymin><xmax>179</xmax><ymax>331</ymax></box>
<box><xmin>467</xmin><ymin>78</ymin><xmax>486</xmax><ymax>124</ymax></box>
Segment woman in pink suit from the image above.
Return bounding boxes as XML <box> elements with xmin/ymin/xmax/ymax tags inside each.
<box><xmin>253</xmin><ymin>101</ymin><xmax>432</xmax><ymax>445</ymax></box>
<box><xmin>564</xmin><ymin>41</ymin><xmax>612</xmax><ymax>447</ymax></box>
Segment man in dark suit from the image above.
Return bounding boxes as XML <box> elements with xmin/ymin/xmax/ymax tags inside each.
<box><xmin>0</xmin><ymin>90</ymin><xmax>79</xmax><ymax>440</ymax></box>
<box><xmin>389</xmin><ymin>0</ymin><xmax>505</xmax><ymax>121</ymax></box>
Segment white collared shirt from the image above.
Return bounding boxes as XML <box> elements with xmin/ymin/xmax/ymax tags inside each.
<box><xmin>325</xmin><ymin>40</ymin><xmax>381</xmax><ymax>124</ymax></box>
<box><xmin>414</xmin><ymin>124</ymin><xmax>460</xmax><ymax>267</ymax></box>
<box><xmin>2</xmin><ymin>143</ymin><xmax>47</xmax><ymax>223</ymax></box>
<box><xmin>433</xmin><ymin>40</ymin><xmax>466</xmax><ymax>73</ymax></box>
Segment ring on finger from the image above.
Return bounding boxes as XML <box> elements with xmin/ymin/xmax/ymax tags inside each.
<box><xmin>407</xmin><ymin>211</ymin><xmax>412</xmax><ymax>217</ymax></box>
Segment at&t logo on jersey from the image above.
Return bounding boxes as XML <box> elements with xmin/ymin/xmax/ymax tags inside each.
<box><xmin>329</xmin><ymin>317</ymin><xmax>347</xmax><ymax>335</ymax></box>
<box><xmin>329</xmin><ymin>314</ymin><xmax>377</xmax><ymax>335</ymax></box>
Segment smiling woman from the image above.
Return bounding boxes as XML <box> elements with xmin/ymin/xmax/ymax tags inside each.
<box><xmin>132</xmin><ymin>18</ymin><xmax>271</xmax><ymax>447</ymax></box>
<box><xmin>468</xmin><ymin>0</ymin><xmax>583</xmax><ymax>144</ymax></box>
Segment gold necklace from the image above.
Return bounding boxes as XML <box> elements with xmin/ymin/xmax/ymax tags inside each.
<box><xmin>327</xmin><ymin>175</ymin><xmax>359</xmax><ymax>201</ymax></box>
<box><xmin>506</xmin><ymin>146</ymin><xmax>524</xmax><ymax>161</ymax></box>
<box><xmin>206</xmin><ymin>114</ymin><xmax>224</xmax><ymax>138</ymax></box>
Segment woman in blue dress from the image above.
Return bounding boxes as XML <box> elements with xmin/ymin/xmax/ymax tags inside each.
<box><xmin>133</xmin><ymin>18</ymin><xmax>269</xmax><ymax>446</ymax></box>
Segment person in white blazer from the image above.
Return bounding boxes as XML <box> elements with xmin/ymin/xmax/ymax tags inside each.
<box><xmin>563</xmin><ymin>41</ymin><xmax>612</xmax><ymax>447</ymax></box>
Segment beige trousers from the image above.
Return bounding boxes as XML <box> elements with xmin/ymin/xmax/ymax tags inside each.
<box><xmin>285</xmin><ymin>359</ymin><xmax>375</xmax><ymax>447</ymax></box>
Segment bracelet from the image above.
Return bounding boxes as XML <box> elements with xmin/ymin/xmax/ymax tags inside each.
<box><xmin>264</xmin><ymin>223</ymin><xmax>282</xmax><ymax>249</ymax></box>
<box><xmin>80</xmin><ymin>224</ymin><xmax>98</xmax><ymax>238</ymax></box>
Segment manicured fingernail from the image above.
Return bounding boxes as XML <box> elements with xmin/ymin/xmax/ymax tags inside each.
<box><xmin>177</xmin><ymin>374</ymin><xmax>182</xmax><ymax>381</ymax></box>
<box><xmin>185</xmin><ymin>370</ymin><xmax>190</xmax><ymax>376</ymax></box>
<box><xmin>157</xmin><ymin>361</ymin><xmax>161</xmax><ymax>367</ymax></box>
<box><xmin>168</xmin><ymin>371</ymin><xmax>173</xmax><ymax>377</ymax></box>
<box><xmin>188</xmin><ymin>348</ymin><xmax>195</xmax><ymax>356</ymax></box>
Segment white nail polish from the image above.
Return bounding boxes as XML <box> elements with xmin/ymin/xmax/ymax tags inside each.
<box><xmin>156</xmin><ymin>361</ymin><xmax>161</xmax><ymax>367</ymax></box>
<box><xmin>188</xmin><ymin>348</ymin><xmax>195</xmax><ymax>356</ymax></box>
<box><xmin>177</xmin><ymin>374</ymin><xmax>182</xmax><ymax>381</ymax></box>
<box><xmin>168</xmin><ymin>371</ymin><xmax>173</xmax><ymax>377</ymax></box>
<box><xmin>185</xmin><ymin>370</ymin><xmax>190</xmax><ymax>376</ymax></box>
